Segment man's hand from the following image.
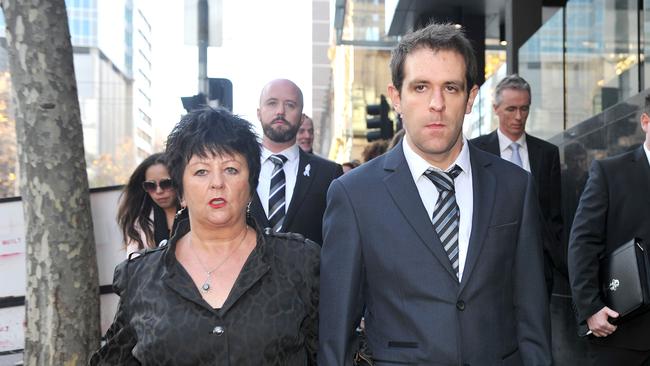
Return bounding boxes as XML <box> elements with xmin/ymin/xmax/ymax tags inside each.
<box><xmin>587</xmin><ymin>306</ymin><xmax>619</xmax><ymax>337</ymax></box>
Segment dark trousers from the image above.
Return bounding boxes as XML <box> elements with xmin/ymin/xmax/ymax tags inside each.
<box><xmin>588</xmin><ymin>343</ymin><xmax>650</xmax><ymax>366</ymax></box>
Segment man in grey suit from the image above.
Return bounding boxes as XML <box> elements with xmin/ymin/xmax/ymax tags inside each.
<box><xmin>319</xmin><ymin>23</ymin><xmax>551</xmax><ymax>365</ymax></box>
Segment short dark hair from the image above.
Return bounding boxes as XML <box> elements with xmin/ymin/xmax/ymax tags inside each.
<box><xmin>165</xmin><ymin>107</ymin><xmax>261</xmax><ymax>199</ymax></box>
<box><xmin>494</xmin><ymin>74</ymin><xmax>531</xmax><ymax>106</ymax></box>
<box><xmin>390</xmin><ymin>22</ymin><xmax>477</xmax><ymax>94</ymax></box>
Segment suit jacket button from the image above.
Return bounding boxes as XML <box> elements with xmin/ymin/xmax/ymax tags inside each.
<box><xmin>212</xmin><ymin>326</ymin><xmax>225</xmax><ymax>335</ymax></box>
<box><xmin>456</xmin><ymin>300</ymin><xmax>465</xmax><ymax>311</ymax></box>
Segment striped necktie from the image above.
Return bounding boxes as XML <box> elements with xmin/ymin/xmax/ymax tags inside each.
<box><xmin>268</xmin><ymin>154</ymin><xmax>288</xmax><ymax>232</ymax></box>
<box><xmin>424</xmin><ymin>165</ymin><xmax>463</xmax><ymax>279</ymax></box>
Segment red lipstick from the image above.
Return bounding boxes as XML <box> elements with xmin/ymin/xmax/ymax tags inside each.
<box><xmin>209</xmin><ymin>198</ymin><xmax>226</xmax><ymax>209</ymax></box>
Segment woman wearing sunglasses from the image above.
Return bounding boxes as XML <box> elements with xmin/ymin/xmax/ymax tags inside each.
<box><xmin>117</xmin><ymin>152</ymin><xmax>182</xmax><ymax>256</ymax></box>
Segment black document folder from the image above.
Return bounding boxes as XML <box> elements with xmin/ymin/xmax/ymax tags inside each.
<box><xmin>599</xmin><ymin>238</ymin><xmax>650</xmax><ymax>324</ymax></box>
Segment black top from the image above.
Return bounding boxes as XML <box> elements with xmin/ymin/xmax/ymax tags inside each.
<box><xmin>152</xmin><ymin>205</ymin><xmax>187</xmax><ymax>248</ymax></box>
<box><xmin>91</xmin><ymin>218</ymin><xmax>320</xmax><ymax>365</ymax></box>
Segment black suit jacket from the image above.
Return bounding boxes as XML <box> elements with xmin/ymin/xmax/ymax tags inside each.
<box><xmin>319</xmin><ymin>142</ymin><xmax>551</xmax><ymax>365</ymax></box>
<box><xmin>251</xmin><ymin>148</ymin><xmax>343</xmax><ymax>245</ymax></box>
<box><xmin>471</xmin><ymin>131</ymin><xmax>565</xmax><ymax>277</ymax></box>
<box><xmin>568</xmin><ymin>145</ymin><xmax>650</xmax><ymax>350</ymax></box>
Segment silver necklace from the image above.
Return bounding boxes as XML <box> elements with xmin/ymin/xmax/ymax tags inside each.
<box><xmin>189</xmin><ymin>227</ymin><xmax>248</xmax><ymax>292</ymax></box>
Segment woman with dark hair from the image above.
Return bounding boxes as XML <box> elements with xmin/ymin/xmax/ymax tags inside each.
<box><xmin>91</xmin><ymin>108</ymin><xmax>319</xmax><ymax>365</ymax></box>
<box><xmin>117</xmin><ymin>152</ymin><xmax>181</xmax><ymax>256</ymax></box>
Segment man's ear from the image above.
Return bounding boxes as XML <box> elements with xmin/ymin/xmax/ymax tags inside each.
<box><xmin>465</xmin><ymin>85</ymin><xmax>479</xmax><ymax>114</ymax></box>
<box><xmin>387</xmin><ymin>84</ymin><xmax>401</xmax><ymax>114</ymax></box>
<box><xmin>641</xmin><ymin>112</ymin><xmax>650</xmax><ymax>133</ymax></box>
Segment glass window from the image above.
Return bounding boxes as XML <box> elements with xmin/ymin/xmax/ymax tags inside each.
<box><xmin>565</xmin><ymin>0</ymin><xmax>639</xmax><ymax>128</ymax></box>
<box><xmin>464</xmin><ymin>63</ymin><xmax>506</xmax><ymax>138</ymax></box>
<box><xmin>337</xmin><ymin>0</ymin><xmax>399</xmax><ymax>47</ymax></box>
<box><xmin>518</xmin><ymin>7</ymin><xmax>565</xmax><ymax>140</ymax></box>
<box><xmin>81</xmin><ymin>19</ymin><xmax>90</xmax><ymax>37</ymax></box>
<box><xmin>643</xmin><ymin>1</ymin><xmax>650</xmax><ymax>88</ymax></box>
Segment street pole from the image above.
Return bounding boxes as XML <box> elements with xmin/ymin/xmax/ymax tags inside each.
<box><xmin>198</xmin><ymin>0</ymin><xmax>209</xmax><ymax>95</ymax></box>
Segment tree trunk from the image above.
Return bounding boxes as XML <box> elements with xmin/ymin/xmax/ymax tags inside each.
<box><xmin>1</xmin><ymin>0</ymin><xmax>100</xmax><ymax>364</ymax></box>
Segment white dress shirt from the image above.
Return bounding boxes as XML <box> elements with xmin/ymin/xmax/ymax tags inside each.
<box><xmin>257</xmin><ymin>145</ymin><xmax>300</xmax><ymax>217</ymax></box>
<box><xmin>644</xmin><ymin>143</ymin><xmax>650</xmax><ymax>168</ymax></box>
<box><xmin>403</xmin><ymin>137</ymin><xmax>474</xmax><ymax>281</ymax></box>
<box><xmin>497</xmin><ymin>128</ymin><xmax>530</xmax><ymax>172</ymax></box>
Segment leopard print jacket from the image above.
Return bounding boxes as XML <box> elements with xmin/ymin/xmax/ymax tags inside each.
<box><xmin>90</xmin><ymin>219</ymin><xmax>320</xmax><ymax>365</ymax></box>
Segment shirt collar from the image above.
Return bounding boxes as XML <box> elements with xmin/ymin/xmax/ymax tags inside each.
<box><xmin>497</xmin><ymin>128</ymin><xmax>527</xmax><ymax>153</ymax></box>
<box><xmin>644</xmin><ymin>143</ymin><xmax>650</xmax><ymax>167</ymax></box>
<box><xmin>261</xmin><ymin>144</ymin><xmax>300</xmax><ymax>163</ymax></box>
<box><xmin>403</xmin><ymin>135</ymin><xmax>472</xmax><ymax>181</ymax></box>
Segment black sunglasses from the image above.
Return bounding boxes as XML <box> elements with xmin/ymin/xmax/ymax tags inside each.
<box><xmin>142</xmin><ymin>178</ymin><xmax>174</xmax><ymax>193</ymax></box>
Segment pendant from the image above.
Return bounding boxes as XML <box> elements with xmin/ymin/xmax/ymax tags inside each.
<box><xmin>202</xmin><ymin>282</ymin><xmax>211</xmax><ymax>292</ymax></box>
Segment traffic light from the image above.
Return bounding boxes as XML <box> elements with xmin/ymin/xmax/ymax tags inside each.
<box><xmin>208</xmin><ymin>78</ymin><xmax>233</xmax><ymax>111</ymax></box>
<box><xmin>365</xmin><ymin>95</ymin><xmax>393</xmax><ymax>142</ymax></box>
<box><xmin>181</xmin><ymin>93</ymin><xmax>207</xmax><ymax>113</ymax></box>
<box><xmin>181</xmin><ymin>78</ymin><xmax>233</xmax><ymax>113</ymax></box>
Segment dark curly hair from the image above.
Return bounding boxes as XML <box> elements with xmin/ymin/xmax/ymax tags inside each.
<box><xmin>165</xmin><ymin>107</ymin><xmax>261</xmax><ymax>200</ymax></box>
<box><xmin>117</xmin><ymin>153</ymin><xmax>178</xmax><ymax>250</ymax></box>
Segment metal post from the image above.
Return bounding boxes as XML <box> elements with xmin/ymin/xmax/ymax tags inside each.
<box><xmin>198</xmin><ymin>0</ymin><xmax>209</xmax><ymax>94</ymax></box>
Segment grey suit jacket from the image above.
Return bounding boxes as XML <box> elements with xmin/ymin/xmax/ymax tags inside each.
<box><xmin>319</xmin><ymin>141</ymin><xmax>551</xmax><ymax>366</ymax></box>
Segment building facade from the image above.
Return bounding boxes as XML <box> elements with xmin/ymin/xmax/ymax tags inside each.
<box><xmin>0</xmin><ymin>0</ymin><xmax>154</xmax><ymax>195</ymax></box>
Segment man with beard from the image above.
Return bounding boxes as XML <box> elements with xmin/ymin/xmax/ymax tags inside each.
<box><xmin>249</xmin><ymin>79</ymin><xmax>342</xmax><ymax>245</ymax></box>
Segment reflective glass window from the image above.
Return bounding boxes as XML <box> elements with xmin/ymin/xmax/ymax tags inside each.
<box><xmin>565</xmin><ymin>0</ymin><xmax>639</xmax><ymax>128</ymax></box>
<box><xmin>643</xmin><ymin>1</ymin><xmax>650</xmax><ymax>88</ymax></box>
<box><xmin>519</xmin><ymin>8</ymin><xmax>565</xmax><ymax>139</ymax></box>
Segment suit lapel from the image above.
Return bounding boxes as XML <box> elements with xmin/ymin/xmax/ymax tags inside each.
<box><xmin>632</xmin><ymin>146</ymin><xmax>650</xmax><ymax>206</ymax></box>
<box><xmin>485</xmin><ymin>130</ymin><xmax>501</xmax><ymax>156</ymax></box>
<box><xmin>283</xmin><ymin>149</ymin><xmax>313</xmax><ymax>231</ymax></box>
<box><xmin>526</xmin><ymin>134</ymin><xmax>543</xmax><ymax>187</ymax></box>
<box><xmin>459</xmin><ymin>145</ymin><xmax>496</xmax><ymax>292</ymax></box>
<box><xmin>383</xmin><ymin>143</ymin><xmax>458</xmax><ymax>280</ymax></box>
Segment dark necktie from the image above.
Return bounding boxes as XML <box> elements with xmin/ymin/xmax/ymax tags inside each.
<box><xmin>268</xmin><ymin>154</ymin><xmax>288</xmax><ymax>232</ymax></box>
<box><xmin>424</xmin><ymin>165</ymin><xmax>463</xmax><ymax>278</ymax></box>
